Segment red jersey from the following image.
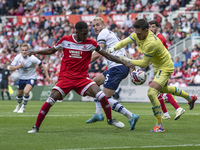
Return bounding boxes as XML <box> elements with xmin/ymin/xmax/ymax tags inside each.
<box><xmin>156</xmin><ymin>33</ymin><xmax>168</xmax><ymax>50</ymax></box>
<box><xmin>54</xmin><ymin>35</ymin><xmax>98</xmax><ymax>79</ymax></box>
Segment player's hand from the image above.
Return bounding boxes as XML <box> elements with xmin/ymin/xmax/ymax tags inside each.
<box><xmin>46</xmin><ymin>77</ymin><xmax>53</xmax><ymax>84</ymax></box>
<box><xmin>125</xmin><ymin>64</ymin><xmax>135</xmax><ymax>70</ymax></box>
<box><xmin>106</xmin><ymin>46</ymin><xmax>116</xmax><ymax>53</ymax></box>
<box><xmin>28</xmin><ymin>51</ymin><xmax>36</xmax><ymax>56</ymax></box>
<box><xmin>20</xmin><ymin>62</ymin><xmax>24</xmax><ymax>68</ymax></box>
<box><xmin>117</xmin><ymin>55</ymin><xmax>133</xmax><ymax>64</ymax></box>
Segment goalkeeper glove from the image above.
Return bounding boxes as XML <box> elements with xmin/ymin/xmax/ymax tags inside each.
<box><xmin>106</xmin><ymin>46</ymin><xmax>116</xmax><ymax>53</ymax></box>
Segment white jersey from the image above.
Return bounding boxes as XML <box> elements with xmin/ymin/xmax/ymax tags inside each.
<box><xmin>11</xmin><ymin>53</ymin><xmax>41</xmax><ymax>80</ymax></box>
<box><xmin>97</xmin><ymin>28</ymin><xmax>127</xmax><ymax>69</ymax></box>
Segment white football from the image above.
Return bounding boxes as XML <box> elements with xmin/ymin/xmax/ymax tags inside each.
<box><xmin>131</xmin><ymin>69</ymin><xmax>146</xmax><ymax>85</ymax></box>
<box><xmin>11</xmin><ymin>71</ymin><xmax>20</xmax><ymax>82</ymax></box>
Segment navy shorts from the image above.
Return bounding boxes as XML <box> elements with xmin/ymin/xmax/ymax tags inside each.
<box><xmin>103</xmin><ymin>65</ymin><xmax>129</xmax><ymax>90</ymax></box>
<box><xmin>18</xmin><ymin>79</ymin><xmax>36</xmax><ymax>90</ymax></box>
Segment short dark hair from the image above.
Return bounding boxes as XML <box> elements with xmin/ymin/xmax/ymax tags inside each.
<box><xmin>75</xmin><ymin>21</ymin><xmax>88</xmax><ymax>30</ymax></box>
<box><xmin>133</xmin><ymin>19</ymin><xmax>149</xmax><ymax>30</ymax></box>
<box><xmin>149</xmin><ymin>20</ymin><xmax>159</xmax><ymax>27</ymax></box>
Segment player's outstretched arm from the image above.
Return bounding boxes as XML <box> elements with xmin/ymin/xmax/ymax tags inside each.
<box><xmin>40</xmin><ymin>63</ymin><xmax>52</xmax><ymax>84</ymax></box>
<box><xmin>118</xmin><ymin>55</ymin><xmax>151</xmax><ymax>68</ymax></box>
<box><xmin>96</xmin><ymin>46</ymin><xmax>135</xmax><ymax>69</ymax></box>
<box><xmin>28</xmin><ymin>47</ymin><xmax>58</xmax><ymax>56</ymax></box>
<box><xmin>106</xmin><ymin>36</ymin><xmax>133</xmax><ymax>53</ymax></box>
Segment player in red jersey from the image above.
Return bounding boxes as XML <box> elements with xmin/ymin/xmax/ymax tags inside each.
<box><xmin>27</xmin><ymin>21</ymin><xmax>134</xmax><ymax>133</ymax></box>
<box><xmin>149</xmin><ymin>20</ymin><xmax>185</xmax><ymax>120</ymax></box>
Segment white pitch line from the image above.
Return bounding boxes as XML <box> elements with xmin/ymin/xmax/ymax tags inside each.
<box><xmin>0</xmin><ymin>114</ymin><xmax>94</xmax><ymax>117</ymax></box>
<box><xmin>0</xmin><ymin>113</ymin><xmax>200</xmax><ymax>117</ymax></box>
<box><xmin>56</xmin><ymin>144</ymin><xmax>200</xmax><ymax>150</ymax></box>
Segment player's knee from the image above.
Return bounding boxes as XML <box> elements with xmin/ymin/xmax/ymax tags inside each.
<box><xmin>148</xmin><ymin>87</ymin><xmax>158</xmax><ymax>100</ymax></box>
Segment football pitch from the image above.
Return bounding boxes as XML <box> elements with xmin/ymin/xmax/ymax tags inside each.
<box><xmin>0</xmin><ymin>100</ymin><xmax>199</xmax><ymax>150</ymax></box>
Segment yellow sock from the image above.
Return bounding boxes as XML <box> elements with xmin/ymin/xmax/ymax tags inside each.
<box><xmin>160</xmin><ymin>86</ymin><xmax>189</xmax><ymax>102</ymax></box>
<box><xmin>148</xmin><ymin>87</ymin><xmax>162</xmax><ymax>124</ymax></box>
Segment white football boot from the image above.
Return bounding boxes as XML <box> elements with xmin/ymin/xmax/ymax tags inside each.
<box><xmin>174</xmin><ymin>107</ymin><xmax>185</xmax><ymax>120</ymax></box>
<box><xmin>17</xmin><ymin>104</ymin><xmax>25</xmax><ymax>113</ymax></box>
<box><xmin>13</xmin><ymin>104</ymin><xmax>22</xmax><ymax>112</ymax></box>
<box><xmin>107</xmin><ymin>119</ymin><xmax>125</xmax><ymax>128</ymax></box>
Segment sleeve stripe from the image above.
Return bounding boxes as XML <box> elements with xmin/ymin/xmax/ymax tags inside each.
<box><xmin>129</xmin><ymin>36</ymin><xmax>135</xmax><ymax>41</ymax></box>
<box><xmin>97</xmin><ymin>39</ymin><xmax>106</xmax><ymax>42</ymax></box>
<box><xmin>143</xmin><ymin>52</ymin><xmax>153</xmax><ymax>57</ymax></box>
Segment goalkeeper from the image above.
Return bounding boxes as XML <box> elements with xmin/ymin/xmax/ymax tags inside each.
<box><xmin>107</xmin><ymin>19</ymin><xmax>197</xmax><ymax>132</ymax></box>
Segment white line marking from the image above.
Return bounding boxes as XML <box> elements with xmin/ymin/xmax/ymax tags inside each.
<box><xmin>0</xmin><ymin>113</ymin><xmax>200</xmax><ymax>117</ymax></box>
<box><xmin>56</xmin><ymin>144</ymin><xmax>200</xmax><ymax>150</ymax></box>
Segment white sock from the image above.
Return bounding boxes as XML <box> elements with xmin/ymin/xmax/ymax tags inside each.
<box><xmin>163</xmin><ymin>112</ymin><xmax>170</xmax><ymax>116</ymax></box>
<box><xmin>108</xmin><ymin>97</ymin><xmax>132</xmax><ymax>119</ymax></box>
<box><xmin>187</xmin><ymin>95</ymin><xmax>192</xmax><ymax>101</ymax></box>
<box><xmin>94</xmin><ymin>98</ymin><xmax>102</xmax><ymax>115</ymax></box>
<box><xmin>156</xmin><ymin>123</ymin><xmax>163</xmax><ymax>128</ymax></box>
<box><xmin>176</xmin><ymin>107</ymin><xmax>182</xmax><ymax>111</ymax></box>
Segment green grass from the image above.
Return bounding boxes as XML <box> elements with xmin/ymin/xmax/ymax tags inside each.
<box><xmin>0</xmin><ymin>100</ymin><xmax>199</xmax><ymax>150</ymax></box>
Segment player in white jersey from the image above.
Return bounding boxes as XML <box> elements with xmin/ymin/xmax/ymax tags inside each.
<box><xmin>9</xmin><ymin>43</ymin><xmax>51</xmax><ymax>113</ymax></box>
<box><xmin>86</xmin><ymin>17</ymin><xmax>139</xmax><ymax>130</ymax></box>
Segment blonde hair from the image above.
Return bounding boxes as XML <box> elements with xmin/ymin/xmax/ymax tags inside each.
<box><xmin>93</xmin><ymin>17</ymin><xmax>104</xmax><ymax>24</ymax></box>
<box><xmin>20</xmin><ymin>43</ymin><xmax>29</xmax><ymax>48</ymax></box>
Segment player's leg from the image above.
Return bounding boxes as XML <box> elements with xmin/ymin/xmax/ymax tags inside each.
<box><xmin>28</xmin><ymin>78</ymin><xmax>73</xmax><ymax>133</ymax></box>
<box><xmin>1</xmin><ymin>82</ymin><xmax>4</xmax><ymax>100</ymax></box>
<box><xmin>86</xmin><ymin>74</ymin><xmax>104</xmax><ymax>124</ymax></box>
<box><xmin>18</xmin><ymin>79</ymin><xmax>36</xmax><ymax>113</ymax></box>
<box><xmin>28</xmin><ymin>89</ymin><xmax>63</xmax><ymax>133</ymax></box>
<box><xmin>160</xmin><ymin>86</ymin><xmax>197</xmax><ymax>110</ymax></box>
<box><xmin>4</xmin><ymin>81</ymin><xmax>11</xmax><ymax>100</ymax></box>
<box><xmin>85</xmin><ymin>84</ymin><xmax>124</xmax><ymax>128</ymax></box>
<box><xmin>158</xmin><ymin>93</ymin><xmax>171</xmax><ymax>120</ymax></box>
<box><xmin>149</xmin><ymin>70</ymin><xmax>169</xmax><ymax>132</ymax></box>
<box><xmin>13</xmin><ymin>89</ymin><xmax>23</xmax><ymax>112</ymax></box>
<box><xmin>17</xmin><ymin>84</ymin><xmax>32</xmax><ymax>113</ymax></box>
<box><xmin>103</xmin><ymin>87</ymin><xmax>139</xmax><ymax>130</ymax></box>
<box><xmin>1</xmin><ymin>89</ymin><xmax>4</xmax><ymax>100</ymax></box>
<box><xmin>103</xmin><ymin>66</ymin><xmax>139</xmax><ymax>130</ymax></box>
<box><xmin>163</xmin><ymin>93</ymin><xmax>185</xmax><ymax>120</ymax></box>
<box><xmin>15</xmin><ymin>79</ymin><xmax>27</xmax><ymax>113</ymax></box>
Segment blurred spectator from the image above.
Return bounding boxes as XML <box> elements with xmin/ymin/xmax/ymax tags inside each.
<box><xmin>170</xmin><ymin>0</ymin><xmax>179</xmax><ymax>11</ymax></box>
<box><xmin>184</xmin><ymin>67</ymin><xmax>195</xmax><ymax>84</ymax></box>
<box><xmin>170</xmin><ymin>78</ymin><xmax>180</xmax><ymax>87</ymax></box>
<box><xmin>174</xmin><ymin>56</ymin><xmax>182</xmax><ymax>68</ymax></box>
<box><xmin>150</xmin><ymin>2</ymin><xmax>159</xmax><ymax>12</ymax></box>
<box><xmin>164</xmin><ymin>19</ymin><xmax>172</xmax><ymax>31</ymax></box>
<box><xmin>127</xmin><ymin>43</ymin><xmax>137</xmax><ymax>59</ymax></box>
<box><xmin>134</xmin><ymin>0</ymin><xmax>143</xmax><ymax>12</ymax></box>
<box><xmin>173</xmin><ymin>18</ymin><xmax>179</xmax><ymax>30</ymax></box>
<box><xmin>183</xmin><ymin>48</ymin><xmax>191</xmax><ymax>63</ymax></box>
<box><xmin>191</xmin><ymin>45</ymin><xmax>199</xmax><ymax>61</ymax></box>
<box><xmin>121</xmin><ymin>15</ymin><xmax>133</xmax><ymax>29</ymax></box>
<box><xmin>179</xmin><ymin>79</ymin><xmax>188</xmax><ymax>87</ymax></box>
<box><xmin>190</xmin><ymin>70</ymin><xmax>200</xmax><ymax>86</ymax></box>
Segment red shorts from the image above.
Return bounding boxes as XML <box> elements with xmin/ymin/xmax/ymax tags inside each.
<box><xmin>52</xmin><ymin>77</ymin><xmax>95</xmax><ymax>99</ymax></box>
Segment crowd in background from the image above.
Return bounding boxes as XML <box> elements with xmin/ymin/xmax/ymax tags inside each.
<box><xmin>0</xmin><ymin>0</ymin><xmax>200</xmax><ymax>87</ymax></box>
<box><xmin>0</xmin><ymin>0</ymin><xmax>198</xmax><ymax>17</ymax></box>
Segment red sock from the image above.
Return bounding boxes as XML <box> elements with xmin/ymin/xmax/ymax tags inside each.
<box><xmin>158</xmin><ymin>94</ymin><xmax>168</xmax><ymax>113</ymax></box>
<box><xmin>35</xmin><ymin>102</ymin><xmax>52</xmax><ymax>127</ymax></box>
<box><xmin>99</xmin><ymin>96</ymin><xmax>112</xmax><ymax>120</ymax></box>
<box><xmin>166</xmin><ymin>93</ymin><xmax>180</xmax><ymax>110</ymax></box>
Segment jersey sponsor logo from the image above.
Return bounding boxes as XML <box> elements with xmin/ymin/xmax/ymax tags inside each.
<box><xmin>69</xmin><ymin>50</ymin><xmax>83</xmax><ymax>58</ymax></box>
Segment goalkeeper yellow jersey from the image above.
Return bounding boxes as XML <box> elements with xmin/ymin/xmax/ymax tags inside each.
<box><xmin>115</xmin><ymin>30</ymin><xmax>174</xmax><ymax>72</ymax></box>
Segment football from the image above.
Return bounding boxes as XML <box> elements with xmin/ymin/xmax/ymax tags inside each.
<box><xmin>131</xmin><ymin>69</ymin><xmax>146</xmax><ymax>85</ymax></box>
<box><xmin>11</xmin><ymin>71</ymin><xmax>20</xmax><ymax>82</ymax></box>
